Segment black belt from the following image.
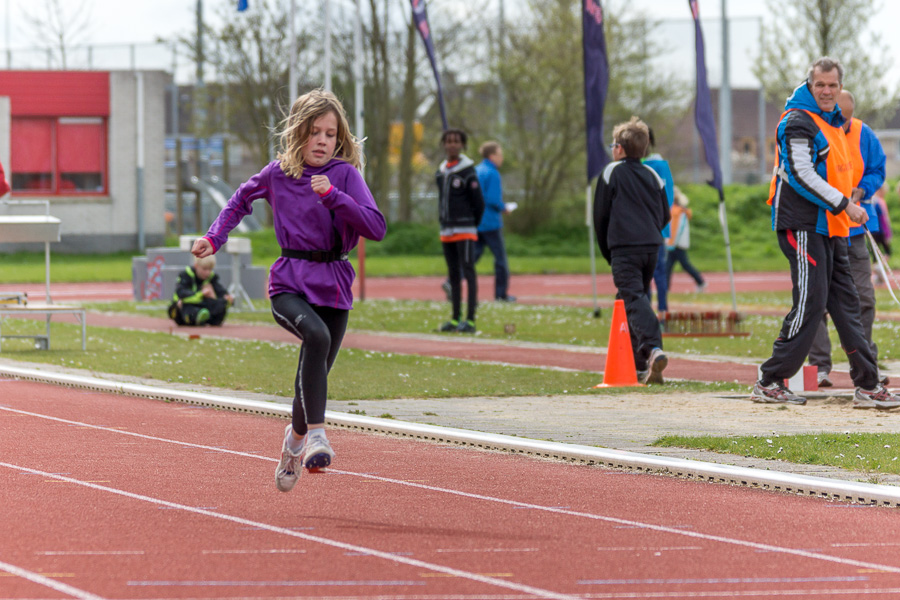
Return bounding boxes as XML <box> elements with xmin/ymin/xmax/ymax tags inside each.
<box><xmin>281</xmin><ymin>248</ymin><xmax>350</xmax><ymax>262</ymax></box>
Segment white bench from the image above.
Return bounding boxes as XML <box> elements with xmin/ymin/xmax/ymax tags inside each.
<box><xmin>0</xmin><ymin>201</ymin><xmax>86</xmax><ymax>350</ymax></box>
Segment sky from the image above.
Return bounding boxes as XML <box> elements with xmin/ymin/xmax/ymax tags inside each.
<box><xmin>4</xmin><ymin>0</ymin><xmax>900</xmax><ymax>87</ymax></box>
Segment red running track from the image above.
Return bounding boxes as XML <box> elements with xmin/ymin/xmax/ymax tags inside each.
<box><xmin>5</xmin><ymin>378</ymin><xmax>900</xmax><ymax>600</ymax></box>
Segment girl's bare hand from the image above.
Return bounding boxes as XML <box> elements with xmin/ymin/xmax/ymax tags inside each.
<box><xmin>311</xmin><ymin>175</ymin><xmax>332</xmax><ymax>195</ymax></box>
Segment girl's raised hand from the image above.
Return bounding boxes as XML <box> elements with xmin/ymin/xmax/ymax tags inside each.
<box><xmin>311</xmin><ymin>174</ymin><xmax>332</xmax><ymax>196</ymax></box>
<box><xmin>191</xmin><ymin>237</ymin><xmax>213</xmax><ymax>258</ymax></box>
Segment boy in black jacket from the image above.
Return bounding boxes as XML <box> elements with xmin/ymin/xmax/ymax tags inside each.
<box><xmin>594</xmin><ymin>117</ymin><xmax>671</xmax><ymax>383</ymax></box>
<box><xmin>168</xmin><ymin>255</ymin><xmax>234</xmax><ymax>326</ymax></box>
<box><xmin>436</xmin><ymin>129</ymin><xmax>484</xmax><ymax>333</ymax></box>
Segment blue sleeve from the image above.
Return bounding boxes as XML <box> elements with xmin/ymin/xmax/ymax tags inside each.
<box><xmin>476</xmin><ymin>163</ymin><xmax>504</xmax><ymax>213</ymax></box>
<box><xmin>859</xmin><ymin>124</ymin><xmax>886</xmax><ymax>201</ymax></box>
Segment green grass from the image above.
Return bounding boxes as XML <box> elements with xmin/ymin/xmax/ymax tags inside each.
<box><xmin>91</xmin><ymin>293</ymin><xmax>900</xmax><ymax>364</ymax></box>
<box><xmin>0</xmin><ymin>319</ymin><xmax>740</xmax><ymax>400</ymax></box>
<box><xmin>653</xmin><ymin>433</ymin><xmax>900</xmax><ymax>479</ymax></box>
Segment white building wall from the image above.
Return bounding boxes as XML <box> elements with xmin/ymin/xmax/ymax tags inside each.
<box><xmin>0</xmin><ymin>71</ymin><xmax>167</xmax><ymax>253</ymax></box>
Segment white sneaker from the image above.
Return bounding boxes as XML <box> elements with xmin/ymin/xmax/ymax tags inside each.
<box><xmin>853</xmin><ymin>385</ymin><xmax>900</xmax><ymax>410</ymax></box>
<box><xmin>303</xmin><ymin>433</ymin><xmax>335</xmax><ymax>470</ymax></box>
<box><xmin>275</xmin><ymin>424</ymin><xmax>303</xmax><ymax>492</ymax></box>
<box><xmin>641</xmin><ymin>347</ymin><xmax>667</xmax><ymax>384</ymax></box>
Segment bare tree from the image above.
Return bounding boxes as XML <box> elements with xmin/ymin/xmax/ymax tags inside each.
<box><xmin>753</xmin><ymin>0</ymin><xmax>899</xmax><ymax>127</ymax></box>
<box><xmin>21</xmin><ymin>0</ymin><xmax>93</xmax><ymax>69</ymax></box>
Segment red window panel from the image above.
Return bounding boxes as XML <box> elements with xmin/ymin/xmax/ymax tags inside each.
<box><xmin>59</xmin><ymin>119</ymin><xmax>106</xmax><ymax>193</ymax></box>
<box><xmin>10</xmin><ymin>119</ymin><xmax>54</xmax><ymax>192</ymax></box>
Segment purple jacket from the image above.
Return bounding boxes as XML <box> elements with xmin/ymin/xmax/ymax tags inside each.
<box><xmin>204</xmin><ymin>159</ymin><xmax>386</xmax><ymax>309</ymax></box>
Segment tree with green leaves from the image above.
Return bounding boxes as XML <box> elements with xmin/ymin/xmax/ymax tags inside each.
<box><xmin>753</xmin><ymin>0</ymin><xmax>898</xmax><ymax>127</ymax></box>
<box><xmin>495</xmin><ymin>0</ymin><xmax>688</xmax><ymax>234</ymax></box>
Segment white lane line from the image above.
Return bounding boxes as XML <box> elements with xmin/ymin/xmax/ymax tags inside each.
<box><xmin>1</xmin><ymin>463</ymin><xmax>579</xmax><ymax>600</ymax></box>
<box><xmin>5</xmin><ymin>405</ymin><xmax>900</xmax><ymax>577</ymax></box>
<box><xmin>0</xmin><ymin>558</ymin><xmax>106</xmax><ymax>600</ymax></box>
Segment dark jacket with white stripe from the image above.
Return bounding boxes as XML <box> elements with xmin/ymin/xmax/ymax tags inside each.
<box><xmin>593</xmin><ymin>157</ymin><xmax>671</xmax><ymax>264</ymax></box>
<box><xmin>770</xmin><ymin>81</ymin><xmax>851</xmax><ymax>234</ymax></box>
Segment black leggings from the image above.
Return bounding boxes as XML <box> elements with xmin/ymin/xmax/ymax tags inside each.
<box><xmin>270</xmin><ymin>293</ymin><xmax>349</xmax><ymax>436</ymax></box>
<box><xmin>442</xmin><ymin>239</ymin><xmax>477</xmax><ymax>322</ymax></box>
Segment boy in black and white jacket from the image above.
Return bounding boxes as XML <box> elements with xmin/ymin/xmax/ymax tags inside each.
<box><xmin>594</xmin><ymin>116</ymin><xmax>671</xmax><ymax>384</ymax></box>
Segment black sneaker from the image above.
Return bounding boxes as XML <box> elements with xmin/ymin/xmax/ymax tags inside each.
<box><xmin>854</xmin><ymin>384</ymin><xmax>900</xmax><ymax>410</ymax></box>
<box><xmin>439</xmin><ymin>320</ymin><xmax>459</xmax><ymax>332</ymax></box>
<box><xmin>457</xmin><ymin>320</ymin><xmax>476</xmax><ymax>333</ymax></box>
<box><xmin>750</xmin><ymin>380</ymin><xmax>806</xmax><ymax>405</ymax></box>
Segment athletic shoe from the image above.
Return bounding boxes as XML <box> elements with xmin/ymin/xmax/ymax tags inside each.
<box><xmin>853</xmin><ymin>384</ymin><xmax>900</xmax><ymax>410</ymax></box>
<box><xmin>275</xmin><ymin>424</ymin><xmax>303</xmax><ymax>493</ymax></box>
<box><xmin>195</xmin><ymin>308</ymin><xmax>211</xmax><ymax>325</ymax></box>
<box><xmin>696</xmin><ymin>282</ymin><xmax>707</xmax><ymax>293</ymax></box>
<box><xmin>457</xmin><ymin>320</ymin><xmax>476</xmax><ymax>333</ymax></box>
<box><xmin>303</xmin><ymin>434</ymin><xmax>335</xmax><ymax>470</ymax></box>
<box><xmin>640</xmin><ymin>347</ymin><xmax>667</xmax><ymax>384</ymax></box>
<box><xmin>441</xmin><ymin>280</ymin><xmax>451</xmax><ymax>301</ymax></box>
<box><xmin>440</xmin><ymin>320</ymin><xmax>459</xmax><ymax>332</ymax></box>
<box><xmin>496</xmin><ymin>295</ymin><xmax>517</xmax><ymax>302</ymax></box>
<box><xmin>750</xmin><ymin>380</ymin><xmax>807</xmax><ymax>405</ymax></box>
<box><xmin>817</xmin><ymin>371</ymin><xmax>833</xmax><ymax>388</ymax></box>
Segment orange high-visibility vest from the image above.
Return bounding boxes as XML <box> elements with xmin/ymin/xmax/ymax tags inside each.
<box><xmin>767</xmin><ymin>109</ymin><xmax>854</xmax><ymax>236</ymax></box>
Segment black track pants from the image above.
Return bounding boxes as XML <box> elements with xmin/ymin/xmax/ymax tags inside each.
<box><xmin>759</xmin><ymin>230</ymin><xmax>878</xmax><ymax>389</ymax></box>
<box><xmin>611</xmin><ymin>250</ymin><xmax>662</xmax><ymax>371</ymax></box>
<box><xmin>442</xmin><ymin>239</ymin><xmax>478</xmax><ymax>322</ymax></box>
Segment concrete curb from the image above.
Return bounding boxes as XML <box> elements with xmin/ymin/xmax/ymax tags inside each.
<box><xmin>4</xmin><ymin>363</ymin><xmax>900</xmax><ymax>507</ymax></box>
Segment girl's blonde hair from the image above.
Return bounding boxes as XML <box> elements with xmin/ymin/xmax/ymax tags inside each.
<box><xmin>278</xmin><ymin>88</ymin><xmax>362</xmax><ymax>178</ymax></box>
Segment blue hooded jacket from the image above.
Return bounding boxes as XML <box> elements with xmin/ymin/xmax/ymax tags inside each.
<box><xmin>770</xmin><ymin>81</ymin><xmax>851</xmax><ymax>235</ymax></box>
<box><xmin>847</xmin><ymin>120</ymin><xmax>885</xmax><ymax>237</ymax></box>
<box><xmin>475</xmin><ymin>158</ymin><xmax>504</xmax><ymax>232</ymax></box>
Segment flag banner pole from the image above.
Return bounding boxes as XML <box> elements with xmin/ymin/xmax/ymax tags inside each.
<box><xmin>587</xmin><ymin>184</ymin><xmax>600</xmax><ymax>317</ymax></box>
<box><xmin>866</xmin><ymin>226</ymin><xmax>900</xmax><ymax>308</ymax></box>
<box><xmin>689</xmin><ymin>0</ymin><xmax>736</xmax><ymax>310</ymax></box>
<box><xmin>582</xmin><ymin>0</ymin><xmax>609</xmax><ymax>318</ymax></box>
<box><xmin>410</xmin><ymin>0</ymin><xmax>448</xmax><ymax>130</ymax></box>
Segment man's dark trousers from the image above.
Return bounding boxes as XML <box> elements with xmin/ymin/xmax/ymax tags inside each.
<box><xmin>760</xmin><ymin>230</ymin><xmax>878</xmax><ymax>389</ymax></box>
<box><xmin>808</xmin><ymin>232</ymin><xmax>878</xmax><ymax>373</ymax></box>
<box><xmin>611</xmin><ymin>250</ymin><xmax>662</xmax><ymax>371</ymax></box>
<box><xmin>474</xmin><ymin>229</ymin><xmax>510</xmax><ymax>300</ymax></box>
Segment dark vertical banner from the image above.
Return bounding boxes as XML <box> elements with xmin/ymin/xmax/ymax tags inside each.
<box><xmin>410</xmin><ymin>0</ymin><xmax>449</xmax><ymax>130</ymax></box>
<box><xmin>582</xmin><ymin>0</ymin><xmax>609</xmax><ymax>182</ymax></box>
<box><xmin>688</xmin><ymin>0</ymin><xmax>723</xmax><ymax>191</ymax></box>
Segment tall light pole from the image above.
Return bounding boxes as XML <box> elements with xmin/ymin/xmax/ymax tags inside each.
<box><xmin>719</xmin><ymin>0</ymin><xmax>732</xmax><ymax>185</ymax></box>
<box><xmin>289</xmin><ymin>0</ymin><xmax>298</xmax><ymax>100</ymax></box>
<box><xmin>497</xmin><ymin>0</ymin><xmax>506</xmax><ymax>131</ymax></box>
<box><xmin>353</xmin><ymin>0</ymin><xmax>366</xmax><ymax>300</ymax></box>
<box><xmin>324</xmin><ymin>0</ymin><xmax>332</xmax><ymax>91</ymax></box>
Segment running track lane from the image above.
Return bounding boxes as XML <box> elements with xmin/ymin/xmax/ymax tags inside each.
<box><xmin>4</xmin><ymin>380</ymin><xmax>900</xmax><ymax>599</ymax></box>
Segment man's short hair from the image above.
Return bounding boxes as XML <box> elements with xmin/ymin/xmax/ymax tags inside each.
<box><xmin>479</xmin><ymin>141</ymin><xmax>501</xmax><ymax>159</ymax></box>
<box><xmin>807</xmin><ymin>56</ymin><xmax>844</xmax><ymax>85</ymax></box>
<box><xmin>612</xmin><ymin>116</ymin><xmax>650</xmax><ymax>159</ymax></box>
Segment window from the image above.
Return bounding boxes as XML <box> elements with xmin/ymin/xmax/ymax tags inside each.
<box><xmin>11</xmin><ymin>117</ymin><xmax>107</xmax><ymax>195</ymax></box>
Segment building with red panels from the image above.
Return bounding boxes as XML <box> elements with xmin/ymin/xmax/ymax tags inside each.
<box><xmin>0</xmin><ymin>70</ymin><xmax>166</xmax><ymax>252</ymax></box>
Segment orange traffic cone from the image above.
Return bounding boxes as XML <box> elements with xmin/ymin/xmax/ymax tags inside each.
<box><xmin>594</xmin><ymin>298</ymin><xmax>641</xmax><ymax>387</ymax></box>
